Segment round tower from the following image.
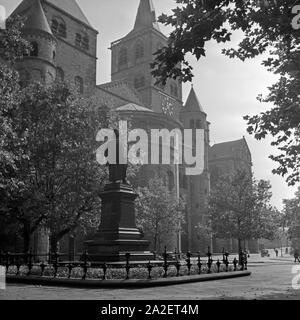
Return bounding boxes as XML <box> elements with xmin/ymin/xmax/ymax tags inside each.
<box><xmin>16</xmin><ymin>0</ymin><xmax>57</xmax><ymax>85</ymax></box>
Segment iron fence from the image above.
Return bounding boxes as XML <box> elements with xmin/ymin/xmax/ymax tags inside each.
<box><xmin>0</xmin><ymin>247</ymin><xmax>248</xmax><ymax>281</ymax></box>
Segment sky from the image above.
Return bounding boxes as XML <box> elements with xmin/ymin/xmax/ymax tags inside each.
<box><xmin>2</xmin><ymin>0</ymin><xmax>299</xmax><ymax>209</ymax></box>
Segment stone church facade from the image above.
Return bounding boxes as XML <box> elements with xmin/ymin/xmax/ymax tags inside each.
<box><xmin>9</xmin><ymin>0</ymin><xmax>255</xmax><ymax>254</ymax></box>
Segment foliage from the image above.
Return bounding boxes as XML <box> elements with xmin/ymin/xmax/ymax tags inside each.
<box><xmin>1</xmin><ymin>81</ymin><xmax>119</xmax><ymax>251</ymax></box>
<box><xmin>135</xmin><ymin>177</ymin><xmax>186</xmax><ymax>252</ymax></box>
<box><xmin>283</xmin><ymin>186</ymin><xmax>300</xmax><ymax>240</ymax></box>
<box><xmin>151</xmin><ymin>0</ymin><xmax>300</xmax><ymax>185</ymax></box>
<box><xmin>208</xmin><ymin>170</ymin><xmax>281</xmax><ymax>248</ymax></box>
<box><xmin>0</xmin><ymin>16</ymin><xmax>30</xmax><ymax>249</ymax></box>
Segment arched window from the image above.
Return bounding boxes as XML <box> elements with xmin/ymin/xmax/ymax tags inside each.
<box><xmin>51</xmin><ymin>17</ymin><xmax>66</xmax><ymax>38</ymax></box>
<box><xmin>196</xmin><ymin>119</ymin><xmax>201</xmax><ymax>129</ymax></box>
<box><xmin>119</xmin><ymin>47</ymin><xmax>128</xmax><ymax>67</ymax></box>
<box><xmin>31</xmin><ymin>69</ymin><xmax>43</xmax><ymax>82</ymax></box>
<box><xmin>75</xmin><ymin>33</ymin><xmax>82</xmax><ymax>47</ymax></box>
<box><xmin>190</xmin><ymin>119</ymin><xmax>195</xmax><ymax>128</ymax></box>
<box><xmin>30</xmin><ymin>41</ymin><xmax>39</xmax><ymax>57</ymax></box>
<box><xmin>82</xmin><ymin>35</ymin><xmax>89</xmax><ymax>50</ymax></box>
<box><xmin>75</xmin><ymin>32</ymin><xmax>89</xmax><ymax>50</ymax></box>
<box><xmin>134</xmin><ymin>75</ymin><xmax>145</xmax><ymax>89</ymax></box>
<box><xmin>58</xmin><ymin>21</ymin><xmax>66</xmax><ymax>37</ymax></box>
<box><xmin>135</xmin><ymin>41</ymin><xmax>144</xmax><ymax>60</ymax></box>
<box><xmin>74</xmin><ymin>76</ymin><xmax>84</xmax><ymax>94</ymax></box>
<box><xmin>56</xmin><ymin>67</ymin><xmax>64</xmax><ymax>82</ymax></box>
<box><xmin>51</xmin><ymin>19</ymin><xmax>58</xmax><ymax>33</ymax></box>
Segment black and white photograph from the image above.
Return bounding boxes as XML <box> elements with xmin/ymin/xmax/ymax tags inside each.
<box><xmin>0</xmin><ymin>0</ymin><xmax>300</xmax><ymax>311</ymax></box>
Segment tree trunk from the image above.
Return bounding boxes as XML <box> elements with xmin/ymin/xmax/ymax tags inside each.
<box><xmin>23</xmin><ymin>222</ymin><xmax>31</xmax><ymax>253</ymax></box>
<box><xmin>50</xmin><ymin>235</ymin><xmax>59</xmax><ymax>254</ymax></box>
<box><xmin>154</xmin><ymin>233</ymin><xmax>158</xmax><ymax>253</ymax></box>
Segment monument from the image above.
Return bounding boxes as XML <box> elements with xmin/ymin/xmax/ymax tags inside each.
<box><xmin>85</xmin><ymin>131</ymin><xmax>154</xmax><ymax>262</ymax></box>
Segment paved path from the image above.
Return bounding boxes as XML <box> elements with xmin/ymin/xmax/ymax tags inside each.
<box><xmin>0</xmin><ymin>260</ymin><xmax>299</xmax><ymax>300</ymax></box>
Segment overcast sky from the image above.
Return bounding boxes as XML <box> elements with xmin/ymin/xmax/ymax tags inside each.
<box><xmin>3</xmin><ymin>0</ymin><xmax>299</xmax><ymax>209</ymax></box>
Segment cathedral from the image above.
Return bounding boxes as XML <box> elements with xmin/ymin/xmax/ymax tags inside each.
<box><xmin>9</xmin><ymin>0</ymin><xmax>256</xmax><ymax>254</ymax></box>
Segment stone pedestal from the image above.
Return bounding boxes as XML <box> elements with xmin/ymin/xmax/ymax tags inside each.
<box><xmin>85</xmin><ymin>183</ymin><xmax>154</xmax><ymax>262</ymax></box>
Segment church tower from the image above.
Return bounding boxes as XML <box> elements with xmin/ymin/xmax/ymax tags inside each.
<box><xmin>110</xmin><ymin>0</ymin><xmax>183</xmax><ymax>119</ymax></box>
<box><xmin>181</xmin><ymin>86</ymin><xmax>211</xmax><ymax>252</ymax></box>
<box><xmin>12</xmin><ymin>0</ymin><xmax>98</xmax><ymax>94</ymax></box>
<box><xmin>15</xmin><ymin>0</ymin><xmax>57</xmax><ymax>85</ymax></box>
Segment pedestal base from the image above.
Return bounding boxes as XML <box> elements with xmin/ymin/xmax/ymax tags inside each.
<box><xmin>85</xmin><ymin>183</ymin><xmax>154</xmax><ymax>262</ymax></box>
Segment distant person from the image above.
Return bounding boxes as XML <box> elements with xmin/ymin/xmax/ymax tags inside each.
<box><xmin>285</xmin><ymin>247</ymin><xmax>289</xmax><ymax>255</ymax></box>
<box><xmin>275</xmin><ymin>249</ymin><xmax>279</xmax><ymax>257</ymax></box>
<box><xmin>294</xmin><ymin>249</ymin><xmax>300</xmax><ymax>263</ymax></box>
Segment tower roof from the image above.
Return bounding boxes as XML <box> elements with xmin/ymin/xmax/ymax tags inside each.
<box><xmin>184</xmin><ymin>86</ymin><xmax>205</xmax><ymax>113</ymax></box>
<box><xmin>210</xmin><ymin>138</ymin><xmax>252</xmax><ymax>162</ymax></box>
<box><xmin>133</xmin><ymin>0</ymin><xmax>160</xmax><ymax>32</ymax></box>
<box><xmin>22</xmin><ymin>0</ymin><xmax>53</xmax><ymax>35</ymax></box>
<box><xmin>12</xmin><ymin>0</ymin><xmax>92</xmax><ymax>28</ymax></box>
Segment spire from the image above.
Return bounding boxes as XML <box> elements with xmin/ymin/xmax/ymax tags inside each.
<box><xmin>11</xmin><ymin>0</ymin><xmax>93</xmax><ymax>29</ymax></box>
<box><xmin>134</xmin><ymin>0</ymin><xmax>160</xmax><ymax>31</ymax></box>
<box><xmin>184</xmin><ymin>86</ymin><xmax>205</xmax><ymax>113</ymax></box>
<box><xmin>22</xmin><ymin>0</ymin><xmax>53</xmax><ymax>35</ymax></box>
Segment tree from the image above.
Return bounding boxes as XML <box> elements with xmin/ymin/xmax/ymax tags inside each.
<box><xmin>135</xmin><ymin>177</ymin><xmax>186</xmax><ymax>252</ymax></box>
<box><xmin>151</xmin><ymin>0</ymin><xmax>300</xmax><ymax>185</ymax></box>
<box><xmin>283</xmin><ymin>186</ymin><xmax>300</xmax><ymax>243</ymax></box>
<box><xmin>208</xmin><ymin>170</ymin><xmax>280</xmax><ymax>253</ymax></box>
<box><xmin>0</xmin><ymin>16</ymin><xmax>29</xmax><ymax>179</ymax></box>
<box><xmin>1</xmin><ymin>81</ymin><xmax>118</xmax><ymax>252</ymax></box>
<box><xmin>0</xmin><ymin>16</ymin><xmax>30</xmax><ymax>250</ymax></box>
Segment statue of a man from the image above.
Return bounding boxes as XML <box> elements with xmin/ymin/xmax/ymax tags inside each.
<box><xmin>107</xmin><ymin>129</ymin><xmax>128</xmax><ymax>184</ymax></box>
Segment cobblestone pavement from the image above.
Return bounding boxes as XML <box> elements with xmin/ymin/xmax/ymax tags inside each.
<box><xmin>0</xmin><ymin>259</ymin><xmax>299</xmax><ymax>300</ymax></box>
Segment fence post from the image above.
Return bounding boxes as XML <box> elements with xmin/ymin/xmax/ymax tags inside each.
<box><xmin>27</xmin><ymin>250</ymin><xmax>33</xmax><ymax>276</ymax></box>
<box><xmin>102</xmin><ymin>263</ymin><xmax>107</xmax><ymax>280</ymax></box>
<box><xmin>175</xmin><ymin>258</ymin><xmax>181</xmax><ymax>277</ymax></box>
<box><xmin>233</xmin><ymin>258</ymin><xmax>238</xmax><ymax>271</ymax></box>
<box><xmin>244</xmin><ymin>253</ymin><xmax>248</xmax><ymax>270</ymax></box>
<box><xmin>240</xmin><ymin>251</ymin><xmax>245</xmax><ymax>271</ymax></box>
<box><xmin>53</xmin><ymin>251</ymin><xmax>58</xmax><ymax>278</ymax></box>
<box><xmin>40</xmin><ymin>261</ymin><xmax>46</xmax><ymax>277</ymax></box>
<box><xmin>125</xmin><ymin>253</ymin><xmax>131</xmax><ymax>280</ymax></box>
<box><xmin>82</xmin><ymin>250</ymin><xmax>88</xmax><ymax>280</ymax></box>
<box><xmin>206</xmin><ymin>247</ymin><xmax>213</xmax><ymax>274</ymax></box>
<box><xmin>16</xmin><ymin>255</ymin><xmax>21</xmax><ymax>276</ymax></box>
<box><xmin>5</xmin><ymin>252</ymin><xmax>10</xmax><ymax>272</ymax></box>
<box><xmin>186</xmin><ymin>251</ymin><xmax>192</xmax><ymax>276</ymax></box>
<box><xmin>163</xmin><ymin>246</ymin><xmax>168</xmax><ymax>278</ymax></box>
<box><xmin>216</xmin><ymin>259</ymin><xmax>221</xmax><ymax>273</ymax></box>
<box><xmin>197</xmin><ymin>252</ymin><xmax>202</xmax><ymax>275</ymax></box>
<box><xmin>67</xmin><ymin>263</ymin><xmax>73</xmax><ymax>279</ymax></box>
<box><xmin>224</xmin><ymin>250</ymin><xmax>229</xmax><ymax>272</ymax></box>
<box><xmin>147</xmin><ymin>261</ymin><xmax>153</xmax><ymax>280</ymax></box>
